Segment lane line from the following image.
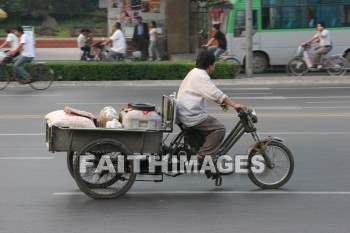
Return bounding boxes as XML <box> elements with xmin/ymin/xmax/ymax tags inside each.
<box><xmin>0</xmin><ymin>157</ymin><xmax>53</xmax><ymax>160</ymax></box>
<box><xmin>212</xmin><ymin>113</ymin><xmax>350</xmax><ymax>118</ymax></box>
<box><xmin>53</xmin><ymin>191</ymin><xmax>350</xmax><ymax>196</ymax></box>
<box><xmin>0</xmin><ymin>134</ymin><xmax>45</xmax><ymax>136</ymax></box>
<box><xmin>0</xmin><ymin>94</ymin><xmax>62</xmax><ymax>97</ymax></box>
<box><xmin>0</xmin><ymin>115</ymin><xmax>44</xmax><ymax>119</ymax></box>
<box><xmin>57</xmin><ymin>103</ymin><xmax>127</xmax><ymax>105</ymax></box>
<box><xmin>307</xmin><ymin>101</ymin><xmax>350</xmax><ymax>104</ymax></box>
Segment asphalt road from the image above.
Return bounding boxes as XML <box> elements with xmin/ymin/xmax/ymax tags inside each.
<box><xmin>0</xmin><ymin>82</ymin><xmax>350</xmax><ymax>233</ymax></box>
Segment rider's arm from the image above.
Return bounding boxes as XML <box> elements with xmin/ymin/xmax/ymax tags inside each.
<box><xmin>0</xmin><ymin>40</ymin><xmax>9</xmax><ymax>49</ymax></box>
<box><xmin>203</xmin><ymin>37</ymin><xmax>215</xmax><ymax>47</ymax></box>
<box><xmin>8</xmin><ymin>43</ymin><xmax>23</xmax><ymax>55</ymax></box>
<box><xmin>223</xmin><ymin>98</ymin><xmax>246</xmax><ymax>110</ymax></box>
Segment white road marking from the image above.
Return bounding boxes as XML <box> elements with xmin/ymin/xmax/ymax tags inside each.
<box><xmin>278</xmin><ymin>87</ymin><xmax>350</xmax><ymax>90</ymax></box>
<box><xmin>0</xmin><ymin>134</ymin><xmax>44</xmax><ymax>136</ymax></box>
<box><xmin>307</xmin><ymin>101</ymin><xmax>350</xmax><ymax>104</ymax></box>
<box><xmin>221</xmin><ymin>88</ymin><xmax>271</xmax><ymax>91</ymax></box>
<box><xmin>53</xmin><ymin>191</ymin><xmax>350</xmax><ymax>196</ymax></box>
<box><xmin>228</xmin><ymin>96</ymin><xmax>286</xmax><ymax>100</ymax></box>
<box><xmin>57</xmin><ymin>103</ymin><xmax>127</xmax><ymax>105</ymax></box>
<box><xmin>0</xmin><ymin>157</ymin><xmax>53</xmax><ymax>160</ymax></box>
<box><xmin>0</xmin><ymin>94</ymin><xmax>62</xmax><ymax>97</ymax></box>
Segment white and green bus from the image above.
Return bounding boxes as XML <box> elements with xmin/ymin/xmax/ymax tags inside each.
<box><xmin>221</xmin><ymin>0</ymin><xmax>350</xmax><ymax>73</ymax></box>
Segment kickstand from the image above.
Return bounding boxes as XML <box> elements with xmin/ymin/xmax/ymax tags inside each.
<box><xmin>215</xmin><ymin>177</ymin><xmax>222</xmax><ymax>186</ymax></box>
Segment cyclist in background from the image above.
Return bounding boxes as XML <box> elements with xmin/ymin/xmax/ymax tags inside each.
<box><xmin>8</xmin><ymin>26</ymin><xmax>35</xmax><ymax>84</ymax></box>
<box><xmin>202</xmin><ymin>24</ymin><xmax>227</xmax><ymax>61</ymax></box>
<box><xmin>304</xmin><ymin>22</ymin><xmax>332</xmax><ymax>69</ymax></box>
<box><xmin>0</xmin><ymin>28</ymin><xmax>19</xmax><ymax>63</ymax></box>
<box><xmin>102</xmin><ymin>22</ymin><xmax>126</xmax><ymax>61</ymax></box>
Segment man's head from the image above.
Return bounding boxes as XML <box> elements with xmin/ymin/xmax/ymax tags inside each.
<box><xmin>212</xmin><ymin>24</ymin><xmax>220</xmax><ymax>32</ymax></box>
<box><xmin>14</xmin><ymin>26</ymin><xmax>24</xmax><ymax>37</ymax></box>
<box><xmin>316</xmin><ymin>22</ymin><xmax>325</xmax><ymax>31</ymax></box>
<box><xmin>196</xmin><ymin>51</ymin><xmax>216</xmax><ymax>74</ymax></box>
<box><xmin>136</xmin><ymin>16</ymin><xmax>142</xmax><ymax>24</ymax></box>
<box><xmin>113</xmin><ymin>22</ymin><xmax>121</xmax><ymax>31</ymax></box>
<box><xmin>80</xmin><ymin>29</ymin><xmax>90</xmax><ymax>36</ymax></box>
<box><xmin>4</xmin><ymin>29</ymin><xmax>11</xmax><ymax>34</ymax></box>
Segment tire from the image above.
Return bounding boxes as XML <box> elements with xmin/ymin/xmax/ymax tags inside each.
<box><xmin>325</xmin><ymin>56</ymin><xmax>347</xmax><ymax>76</ymax></box>
<box><xmin>287</xmin><ymin>57</ymin><xmax>308</xmax><ymax>76</ymax></box>
<box><xmin>0</xmin><ymin>65</ymin><xmax>10</xmax><ymax>90</ymax></box>
<box><xmin>73</xmin><ymin>139</ymin><xmax>136</xmax><ymax>199</ymax></box>
<box><xmin>28</xmin><ymin>64</ymin><xmax>54</xmax><ymax>90</ymax></box>
<box><xmin>252</xmin><ymin>52</ymin><xmax>268</xmax><ymax>73</ymax></box>
<box><xmin>248</xmin><ymin>141</ymin><xmax>294</xmax><ymax>189</ymax></box>
<box><xmin>67</xmin><ymin>151</ymin><xmax>76</xmax><ymax>179</ymax></box>
<box><xmin>224</xmin><ymin>57</ymin><xmax>241</xmax><ymax>78</ymax></box>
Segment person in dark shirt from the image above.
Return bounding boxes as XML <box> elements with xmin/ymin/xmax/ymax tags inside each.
<box><xmin>132</xmin><ymin>16</ymin><xmax>149</xmax><ymax>60</ymax></box>
<box><xmin>202</xmin><ymin>24</ymin><xmax>227</xmax><ymax>60</ymax></box>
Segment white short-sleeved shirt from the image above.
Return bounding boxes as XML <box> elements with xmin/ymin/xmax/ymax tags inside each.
<box><xmin>20</xmin><ymin>33</ymin><xmax>35</xmax><ymax>57</ymax></box>
<box><xmin>77</xmin><ymin>33</ymin><xmax>87</xmax><ymax>48</ymax></box>
<box><xmin>149</xmin><ymin>28</ymin><xmax>157</xmax><ymax>42</ymax></box>
<box><xmin>109</xmin><ymin>29</ymin><xmax>126</xmax><ymax>54</ymax></box>
<box><xmin>6</xmin><ymin>33</ymin><xmax>19</xmax><ymax>50</ymax></box>
<box><xmin>314</xmin><ymin>29</ymin><xmax>332</xmax><ymax>46</ymax></box>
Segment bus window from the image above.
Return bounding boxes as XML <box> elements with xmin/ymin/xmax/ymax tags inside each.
<box><xmin>234</xmin><ymin>10</ymin><xmax>257</xmax><ymax>37</ymax></box>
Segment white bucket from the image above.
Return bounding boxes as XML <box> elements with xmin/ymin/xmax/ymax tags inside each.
<box><xmin>122</xmin><ymin>109</ymin><xmax>162</xmax><ymax>130</ymax></box>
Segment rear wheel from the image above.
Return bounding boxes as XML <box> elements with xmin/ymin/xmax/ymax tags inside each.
<box><xmin>0</xmin><ymin>64</ymin><xmax>10</xmax><ymax>90</ymax></box>
<box><xmin>287</xmin><ymin>57</ymin><xmax>308</xmax><ymax>76</ymax></box>
<box><xmin>325</xmin><ymin>56</ymin><xmax>347</xmax><ymax>76</ymax></box>
<box><xmin>224</xmin><ymin>57</ymin><xmax>241</xmax><ymax>78</ymax></box>
<box><xmin>248</xmin><ymin>141</ymin><xmax>294</xmax><ymax>189</ymax></box>
<box><xmin>253</xmin><ymin>52</ymin><xmax>268</xmax><ymax>73</ymax></box>
<box><xmin>28</xmin><ymin>64</ymin><xmax>54</xmax><ymax>90</ymax></box>
<box><xmin>73</xmin><ymin>139</ymin><xmax>136</xmax><ymax>199</ymax></box>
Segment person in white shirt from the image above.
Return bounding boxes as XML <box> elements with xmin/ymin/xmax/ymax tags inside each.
<box><xmin>8</xmin><ymin>26</ymin><xmax>35</xmax><ymax>84</ymax></box>
<box><xmin>176</xmin><ymin>51</ymin><xmax>246</xmax><ymax>177</ymax></box>
<box><xmin>77</xmin><ymin>28</ymin><xmax>92</xmax><ymax>60</ymax></box>
<box><xmin>0</xmin><ymin>29</ymin><xmax>20</xmax><ymax>62</ymax></box>
<box><xmin>103</xmin><ymin>22</ymin><xmax>126</xmax><ymax>61</ymax></box>
<box><xmin>304</xmin><ymin>22</ymin><xmax>332</xmax><ymax>69</ymax></box>
<box><xmin>148</xmin><ymin>21</ymin><xmax>161</xmax><ymax>61</ymax></box>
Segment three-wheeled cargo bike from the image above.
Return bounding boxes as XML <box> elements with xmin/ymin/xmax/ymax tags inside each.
<box><xmin>46</xmin><ymin>95</ymin><xmax>294</xmax><ymax>199</ymax></box>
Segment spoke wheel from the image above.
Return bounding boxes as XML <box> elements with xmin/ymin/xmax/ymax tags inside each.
<box><xmin>73</xmin><ymin>139</ymin><xmax>136</xmax><ymax>199</ymax></box>
<box><xmin>29</xmin><ymin>64</ymin><xmax>54</xmax><ymax>90</ymax></box>
<box><xmin>325</xmin><ymin>56</ymin><xmax>347</xmax><ymax>76</ymax></box>
<box><xmin>287</xmin><ymin>57</ymin><xmax>308</xmax><ymax>76</ymax></box>
<box><xmin>224</xmin><ymin>57</ymin><xmax>242</xmax><ymax>78</ymax></box>
<box><xmin>67</xmin><ymin>151</ymin><xmax>76</xmax><ymax>179</ymax></box>
<box><xmin>248</xmin><ymin>141</ymin><xmax>294</xmax><ymax>189</ymax></box>
<box><xmin>0</xmin><ymin>65</ymin><xmax>10</xmax><ymax>90</ymax></box>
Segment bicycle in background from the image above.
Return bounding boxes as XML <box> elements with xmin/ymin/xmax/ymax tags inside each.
<box><xmin>0</xmin><ymin>51</ymin><xmax>54</xmax><ymax>90</ymax></box>
<box><xmin>286</xmin><ymin>43</ymin><xmax>348</xmax><ymax>76</ymax></box>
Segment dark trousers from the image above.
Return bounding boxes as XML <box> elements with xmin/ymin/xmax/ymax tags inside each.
<box><xmin>188</xmin><ymin>116</ymin><xmax>226</xmax><ymax>157</ymax></box>
<box><xmin>136</xmin><ymin>35</ymin><xmax>149</xmax><ymax>60</ymax></box>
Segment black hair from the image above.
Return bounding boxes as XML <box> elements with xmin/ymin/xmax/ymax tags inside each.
<box><xmin>151</xmin><ymin>21</ymin><xmax>156</xmax><ymax>27</ymax></box>
<box><xmin>115</xmin><ymin>22</ymin><xmax>121</xmax><ymax>29</ymax></box>
<box><xmin>80</xmin><ymin>28</ymin><xmax>90</xmax><ymax>33</ymax></box>
<box><xmin>4</xmin><ymin>28</ymin><xmax>11</xmax><ymax>34</ymax></box>
<box><xmin>15</xmin><ymin>26</ymin><xmax>23</xmax><ymax>34</ymax></box>
<box><xmin>213</xmin><ymin>24</ymin><xmax>220</xmax><ymax>30</ymax></box>
<box><xmin>196</xmin><ymin>50</ymin><xmax>216</xmax><ymax>70</ymax></box>
<box><xmin>317</xmin><ymin>22</ymin><xmax>326</xmax><ymax>28</ymax></box>
<box><xmin>137</xmin><ymin>16</ymin><xmax>142</xmax><ymax>20</ymax></box>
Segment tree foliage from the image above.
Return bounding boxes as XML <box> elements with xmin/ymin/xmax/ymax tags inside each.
<box><xmin>1</xmin><ymin>0</ymin><xmax>99</xmax><ymax>18</ymax></box>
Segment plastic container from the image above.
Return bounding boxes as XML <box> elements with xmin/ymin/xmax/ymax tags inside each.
<box><xmin>121</xmin><ymin>108</ymin><xmax>162</xmax><ymax>130</ymax></box>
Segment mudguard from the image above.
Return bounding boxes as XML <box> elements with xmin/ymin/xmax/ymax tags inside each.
<box><xmin>245</xmin><ymin>136</ymin><xmax>285</xmax><ymax>158</ymax></box>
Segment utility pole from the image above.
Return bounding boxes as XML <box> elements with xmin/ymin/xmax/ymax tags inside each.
<box><xmin>245</xmin><ymin>0</ymin><xmax>253</xmax><ymax>78</ymax></box>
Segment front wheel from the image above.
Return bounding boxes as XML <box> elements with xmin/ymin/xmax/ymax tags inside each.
<box><xmin>224</xmin><ymin>57</ymin><xmax>242</xmax><ymax>78</ymax></box>
<box><xmin>287</xmin><ymin>57</ymin><xmax>308</xmax><ymax>76</ymax></box>
<box><xmin>325</xmin><ymin>56</ymin><xmax>347</xmax><ymax>76</ymax></box>
<box><xmin>0</xmin><ymin>64</ymin><xmax>10</xmax><ymax>90</ymax></box>
<box><xmin>248</xmin><ymin>141</ymin><xmax>294</xmax><ymax>189</ymax></box>
<box><xmin>28</xmin><ymin>64</ymin><xmax>54</xmax><ymax>90</ymax></box>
